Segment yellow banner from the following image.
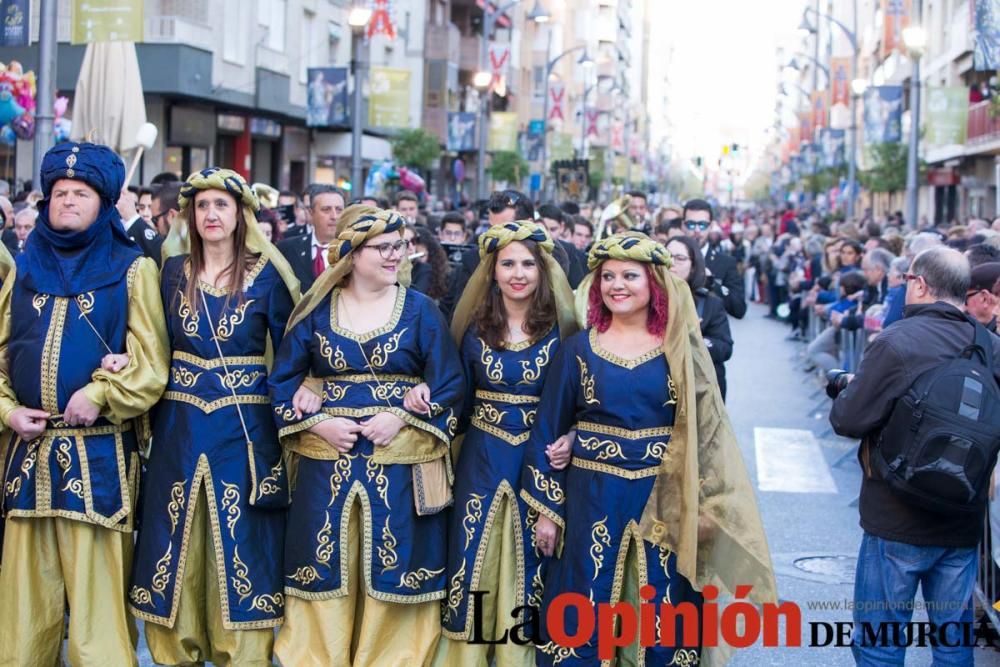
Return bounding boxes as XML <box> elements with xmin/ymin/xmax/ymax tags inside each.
<box><xmin>550</xmin><ymin>132</ymin><xmax>574</xmax><ymax>160</ymax></box>
<box><xmin>71</xmin><ymin>0</ymin><xmax>143</xmax><ymax>44</ymax></box>
<box><xmin>488</xmin><ymin>112</ymin><xmax>518</xmax><ymax>152</ymax></box>
<box><xmin>369</xmin><ymin>67</ymin><xmax>411</xmax><ymax>129</ymax></box>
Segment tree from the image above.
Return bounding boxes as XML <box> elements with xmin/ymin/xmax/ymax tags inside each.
<box><xmin>390</xmin><ymin>128</ymin><xmax>442</xmax><ymax>173</ymax></box>
<box><xmin>858</xmin><ymin>142</ymin><xmax>908</xmax><ymax>197</ymax></box>
<box><xmin>487</xmin><ymin>151</ymin><xmax>527</xmax><ymax>187</ymax></box>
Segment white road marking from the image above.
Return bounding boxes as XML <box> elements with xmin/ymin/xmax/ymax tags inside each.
<box><xmin>754</xmin><ymin>427</ymin><xmax>838</xmax><ymax>494</ymax></box>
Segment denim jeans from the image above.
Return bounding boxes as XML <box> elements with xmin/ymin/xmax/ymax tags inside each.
<box><xmin>852</xmin><ymin>532</ymin><xmax>978</xmax><ymax>666</ymax></box>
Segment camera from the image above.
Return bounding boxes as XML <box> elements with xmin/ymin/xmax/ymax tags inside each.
<box><xmin>826</xmin><ymin>369</ymin><xmax>852</xmax><ymax>399</ymax></box>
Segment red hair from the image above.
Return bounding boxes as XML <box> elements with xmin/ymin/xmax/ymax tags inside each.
<box><xmin>587</xmin><ymin>263</ymin><xmax>668</xmax><ymax>336</ymax></box>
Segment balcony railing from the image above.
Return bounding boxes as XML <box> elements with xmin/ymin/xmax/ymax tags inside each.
<box><xmin>967</xmin><ymin>100</ymin><xmax>1000</xmax><ymax>145</ymax></box>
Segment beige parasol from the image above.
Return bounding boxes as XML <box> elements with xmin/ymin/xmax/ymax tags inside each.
<box><xmin>70</xmin><ymin>41</ymin><xmax>146</xmax><ymax>154</ymax></box>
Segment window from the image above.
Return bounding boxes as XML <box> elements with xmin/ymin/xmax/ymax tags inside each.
<box><xmin>258</xmin><ymin>0</ymin><xmax>287</xmax><ymax>52</ymax></box>
<box><xmin>301</xmin><ymin>10</ymin><xmax>316</xmax><ymax>83</ymax></box>
<box><xmin>223</xmin><ymin>0</ymin><xmax>246</xmax><ymax>64</ymax></box>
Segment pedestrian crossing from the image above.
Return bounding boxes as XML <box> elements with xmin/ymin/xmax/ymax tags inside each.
<box><xmin>754</xmin><ymin>427</ymin><xmax>839</xmax><ymax>494</ymax></box>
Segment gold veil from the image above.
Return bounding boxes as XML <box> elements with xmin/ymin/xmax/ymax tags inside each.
<box><xmin>449</xmin><ymin>220</ymin><xmax>578</xmax><ymax>345</ymax></box>
<box><xmin>585</xmin><ymin>233</ymin><xmax>777</xmax><ymax>666</ymax></box>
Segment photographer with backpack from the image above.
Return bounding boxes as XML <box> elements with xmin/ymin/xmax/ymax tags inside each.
<box><xmin>829</xmin><ymin>246</ymin><xmax>1000</xmax><ymax>666</ymax></box>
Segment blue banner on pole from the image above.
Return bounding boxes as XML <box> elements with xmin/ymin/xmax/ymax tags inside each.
<box><xmin>306</xmin><ymin>67</ymin><xmax>349</xmax><ymax>127</ymax></box>
<box><xmin>863</xmin><ymin>86</ymin><xmax>904</xmax><ymax>144</ymax></box>
<box><xmin>447</xmin><ymin>112</ymin><xmax>477</xmax><ymax>152</ymax></box>
<box><xmin>819</xmin><ymin>128</ymin><xmax>846</xmax><ymax>168</ymax></box>
<box><xmin>0</xmin><ymin>0</ymin><xmax>28</xmax><ymax>46</ymax></box>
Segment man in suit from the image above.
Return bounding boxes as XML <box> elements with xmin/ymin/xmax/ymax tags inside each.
<box><xmin>118</xmin><ymin>186</ymin><xmax>163</xmax><ymax>266</ymax></box>
<box><xmin>277</xmin><ymin>184</ymin><xmax>346</xmax><ymax>293</ymax></box>
<box><xmin>10</xmin><ymin>208</ymin><xmax>35</xmax><ymax>253</ymax></box>
<box><xmin>682</xmin><ymin>198</ymin><xmax>746</xmax><ymax>319</ymax></box>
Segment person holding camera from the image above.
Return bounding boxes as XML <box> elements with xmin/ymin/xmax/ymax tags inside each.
<box><xmin>828</xmin><ymin>246</ymin><xmax>1000</xmax><ymax>666</ymax></box>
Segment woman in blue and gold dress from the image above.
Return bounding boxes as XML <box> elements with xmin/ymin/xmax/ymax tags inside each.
<box><xmin>129</xmin><ymin>168</ymin><xmax>300</xmax><ymax>666</ymax></box>
<box><xmin>525</xmin><ymin>233</ymin><xmax>777</xmax><ymax>666</ymax></box>
<box><xmin>411</xmin><ymin>221</ymin><xmax>576</xmax><ymax>666</ymax></box>
<box><xmin>269</xmin><ymin>205</ymin><xmax>465</xmax><ymax>666</ymax></box>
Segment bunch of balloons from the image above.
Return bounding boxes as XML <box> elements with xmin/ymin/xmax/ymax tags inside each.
<box><xmin>0</xmin><ymin>61</ymin><xmax>35</xmax><ymax>145</ymax></box>
<box><xmin>363</xmin><ymin>161</ymin><xmax>427</xmax><ymax>197</ymax></box>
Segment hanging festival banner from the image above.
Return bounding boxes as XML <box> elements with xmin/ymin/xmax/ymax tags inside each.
<box><xmin>367</xmin><ymin>0</ymin><xmax>396</xmax><ymax>40</ymax></box>
<box><xmin>830</xmin><ymin>57</ymin><xmax>851</xmax><ymax>107</ymax></box>
<box><xmin>585</xmin><ymin>109</ymin><xmax>600</xmax><ymax>139</ymax></box>
<box><xmin>548</xmin><ymin>83</ymin><xmax>565</xmax><ymax>121</ymax></box>
<box><xmin>71</xmin><ymin>0</ymin><xmax>143</xmax><ymax>43</ymax></box>
<box><xmin>488</xmin><ymin>42</ymin><xmax>510</xmax><ymax>96</ymax></box>
<box><xmin>798</xmin><ymin>110</ymin><xmax>813</xmax><ymax>144</ymax></box>
<box><xmin>818</xmin><ymin>128</ymin><xmax>846</xmax><ymax>168</ymax></box>
<box><xmin>974</xmin><ymin>0</ymin><xmax>1000</xmax><ymax>70</ymax></box>
<box><xmin>925</xmin><ymin>86</ymin><xmax>969</xmax><ymax>145</ymax></box>
<box><xmin>550</xmin><ymin>132</ymin><xmax>574</xmax><ymax>160</ymax></box>
<box><xmin>881</xmin><ymin>0</ymin><xmax>911</xmax><ymax>59</ymax></box>
<box><xmin>488</xmin><ymin>111</ymin><xmax>518</xmax><ymax>152</ymax></box>
<box><xmin>811</xmin><ymin>90</ymin><xmax>828</xmax><ymax>130</ymax></box>
<box><xmin>862</xmin><ymin>85</ymin><xmax>904</xmax><ymax>144</ymax></box>
<box><xmin>447</xmin><ymin>112</ymin><xmax>477</xmax><ymax>152</ymax></box>
<box><xmin>0</xmin><ymin>0</ymin><xmax>28</xmax><ymax>46</ymax></box>
<box><xmin>306</xmin><ymin>67</ymin><xmax>349</xmax><ymax>127</ymax></box>
<box><xmin>368</xmin><ymin>67</ymin><xmax>410</xmax><ymax>128</ymax></box>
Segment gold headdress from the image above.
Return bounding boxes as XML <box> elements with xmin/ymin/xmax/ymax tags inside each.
<box><xmin>583</xmin><ymin>232</ymin><xmax>776</xmax><ymax>664</ymax></box>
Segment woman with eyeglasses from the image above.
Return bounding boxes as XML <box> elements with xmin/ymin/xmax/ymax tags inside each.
<box><xmin>414</xmin><ymin>221</ymin><xmax>577</xmax><ymax>667</ymax></box>
<box><xmin>526</xmin><ymin>233</ymin><xmax>775</xmax><ymax>666</ymax></box>
<box><xmin>666</xmin><ymin>235</ymin><xmax>734</xmax><ymax>400</ymax></box>
<box><xmin>129</xmin><ymin>168</ymin><xmax>301</xmax><ymax>665</ymax></box>
<box><xmin>268</xmin><ymin>205</ymin><xmax>465</xmax><ymax>666</ymax></box>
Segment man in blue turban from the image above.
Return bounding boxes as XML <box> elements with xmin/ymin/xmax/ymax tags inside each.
<box><xmin>0</xmin><ymin>142</ymin><xmax>170</xmax><ymax>666</ymax></box>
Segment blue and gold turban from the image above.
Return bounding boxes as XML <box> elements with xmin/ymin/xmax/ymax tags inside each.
<box><xmin>478</xmin><ymin>220</ymin><xmax>554</xmax><ymax>259</ymax></box>
<box><xmin>40</xmin><ymin>141</ymin><xmax>125</xmax><ymax>202</ymax></box>
<box><xmin>179</xmin><ymin>167</ymin><xmax>260</xmax><ymax>214</ymax></box>
<box><xmin>586</xmin><ymin>231</ymin><xmax>672</xmax><ymax>271</ymax></box>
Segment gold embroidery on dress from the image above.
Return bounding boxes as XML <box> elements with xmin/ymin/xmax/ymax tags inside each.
<box><xmin>167</xmin><ymin>481</ymin><xmax>186</xmax><ymax>535</ymax></box>
<box><xmin>54</xmin><ymin>437</ymin><xmax>73</xmax><ymax>477</ymax></box>
<box><xmin>274</xmin><ymin>403</ymin><xmax>297</xmax><ymax>422</ymax></box>
<box><xmin>5</xmin><ymin>440</ymin><xmax>38</xmax><ymax>497</ymax></box>
<box><xmin>213</xmin><ymin>299</ymin><xmax>255</xmax><ymax>342</ymax></box>
<box><xmin>668</xmin><ymin>649</ymin><xmax>701</xmax><ymax>666</ymax></box>
<box><xmin>177</xmin><ymin>291</ymin><xmax>201</xmax><ymax>339</ymax></box>
<box><xmin>473</xmin><ymin>402</ymin><xmax>506</xmax><ymax>425</ymax></box>
<box><xmin>642</xmin><ymin>441</ymin><xmax>669</xmax><ymax>461</ymax></box>
<box><xmin>526</xmin><ymin>465</ymin><xmax>564</xmax><ymax>504</ymax></box>
<box><xmin>538</xmin><ymin>642</ymin><xmax>581</xmax><ymax>663</ymax></box>
<box><xmin>129</xmin><ymin>586</ymin><xmax>153</xmax><ymax>606</ymax></box>
<box><xmin>520</xmin><ymin>408</ymin><xmax>537</xmax><ymax>428</ymax></box>
<box><xmin>444</xmin><ymin>558</ymin><xmax>467</xmax><ymax>620</ymax></box>
<box><xmin>398</xmin><ymin>567</ymin><xmax>445</xmax><ymax>590</ymax></box>
<box><xmin>365</xmin><ymin>457</ymin><xmax>391</xmax><ymax>509</ymax></box>
<box><xmin>462</xmin><ymin>493</ymin><xmax>486</xmax><ymax>550</ymax></box>
<box><xmin>528</xmin><ymin>562</ymin><xmax>544</xmax><ymax>608</ymax></box>
<box><xmin>31</xmin><ymin>293</ymin><xmax>49</xmax><ymax>316</ymax></box>
<box><xmin>579</xmin><ymin>435</ymin><xmax>626</xmax><ymax>461</ymax></box>
<box><xmin>315</xmin><ymin>512</ymin><xmax>334</xmax><ymax>567</ymax></box>
<box><xmin>479</xmin><ymin>339</ymin><xmax>505</xmax><ymax>384</ymax></box>
<box><xmin>367</xmin><ymin>328</ymin><xmax>407</xmax><ymax>369</ymax></box>
<box><xmin>369</xmin><ymin>382</ymin><xmax>408</xmax><ymax>402</ymax></box>
<box><xmin>589</xmin><ymin>516</ymin><xmax>611</xmax><ymax>580</ymax></box>
<box><xmin>61</xmin><ymin>478</ymin><xmax>85</xmax><ymax>499</ymax></box>
<box><xmin>325</xmin><ymin>382</ymin><xmax>348</xmax><ymax>402</ymax></box>
<box><xmin>287</xmin><ymin>566</ymin><xmax>320</xmax><ymax>585</ymax></box>
<box><xmin>230</xmin><ymin>546</ymin><xmax>253</xmax><ymax>603</ymax></box>
<box><xmin>220</xmin><ymin>482</ymin><xmax>241</xmax><ymax>539</ymax></box>
<box><xmin>377</xmin><ymin>515</ymin><xmax>399</xmax><ymax>573</ymax></box>
<box><xmin>215</xmin><ymin>369</ymin><xmax>264</xmax><ymax>390</ymax></box>
<box><xmin>171</xmin><ymin>367</ymin><xmax>202</xmax><ymax>388</ymax></box>
<box><xmin>316</xmin><ymin>333</ymin><xmax>349</xmax><ymax>371</ymax></box>
<box><xmin>665</xmin><ymin>375</ymin><xmax>679</xmax><ymax>406</ymax></box>
<box><xmin>258</xmin><ymin>461</ymin><xmax>284</xmax><ymax>497</ymax></box>
<box><xmin>40</xmin><ymin>298</ymin><xmax>68</xmax><ymax>414</ymax></box>
<box><xmin>75</xmin><ymin>292</ymin><xmax>95</xmax><ymax>317</ymax></box>
<box><xmin>151</xmin><ymin>542</ymin><xmax>173</xmax><ymax>598</ymax></box>
<box><xmin>517</xmin><ymin>338</ymin><xmax>557</xmax><ymax>386</ymax></box>
<box><xmin>328</xmin><ymin>454</ymin><xmax>353</xmax><ymax>506</ymax></box>
<box><xmin>250</xmin><ymin>593</ymin><xmax>284</xmax><ymax>614</ymax></box>
<box><xmin>445</xmin><ymin>409</ymin><xmax>458</xmax><ymax>437</ymax></box>
<box><xmin>577</xmin><ymin>356</ymin><xmax>600</xmax><ymax>405</ymax></box>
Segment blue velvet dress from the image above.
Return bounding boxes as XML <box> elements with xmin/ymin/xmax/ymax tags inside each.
<box><xmin>521</xmin><ymin>329</ymin><xmax>701</xmax><ymax>667</ymax></box>
<box><xmin>129</xmin><ymin>254</ymin><xmax>294</xmax><ymax>629</ymax></box>
<box><xmin>442</xmin><ymin>324</ymin><xmax>561</xmax><ymax>640</ymax></box>
<box><xmin>270</xmin><ymin>286</ymin><xmax>464</xmax><ymax>604</ymax></box>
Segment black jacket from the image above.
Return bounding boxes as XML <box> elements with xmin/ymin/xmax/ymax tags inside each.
<box><xmin>695</xmin><ymin>290</ymin><xmax>734</xmax><ymax>400</ymax></box>
<box><xmin>704</xmin><ymin>245</ymin><xmax>746</xmax><ymax>319</ymax></box>
<box><xmin>277</xmin><ymin>234</ymin><xmax>317</xmax><ymax>293</ymax></box>
<box><xmin>830</xmin><ymin>302</ymin><xmax>1000</xmax><ymax>547</ymax></box>
<box><xmin>840</xmin><ymin>276</ymin><xmax>888</xmax><ymax>331</ymax></box>
<box><xmin>125</xmin><ymin>217</ymin><xmax>163</xmax><ymax>267</ymax></box>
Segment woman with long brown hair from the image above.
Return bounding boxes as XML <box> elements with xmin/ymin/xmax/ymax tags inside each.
<box><xmin>407</xmin><ymin>221</ymin><xmax>577</xmax><ymax>666</ymax></box>
<box><xmin>129</xmin><ymin>168</ymin><xmax>300</xmax><ymax>665</ymax></box>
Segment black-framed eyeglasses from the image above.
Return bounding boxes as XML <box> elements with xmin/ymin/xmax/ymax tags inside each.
<box><xmin>362</xmin><ymin>240</ymin><xmax>407</xmax><ymax>259</ymax></box>
<box><xmin>151</xmin><ymin>211</ymin><xmax>168</xmax><ymax>226</ymax></box>
<box><xmin>684</xmin><ymin>220</ymin><xmax>710</xmax><ymax>231</ymax></box>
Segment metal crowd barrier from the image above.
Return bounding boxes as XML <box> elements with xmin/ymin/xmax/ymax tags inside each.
<box><xmin>974</xmin><ymin>510</ymin><xmax>1000</xmax><ymax>631</ymax></box>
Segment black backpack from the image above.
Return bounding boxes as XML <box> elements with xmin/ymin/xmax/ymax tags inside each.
<box><xmin>872</xmin><ymin>319</ymin><xmax>1000</xmax><ymax>514</ymax></box>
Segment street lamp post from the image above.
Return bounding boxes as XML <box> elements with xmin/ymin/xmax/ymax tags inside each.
<box><xmin>903</xmin><ymin>3</ymin><xmax>926</xmax><ymax>229</ymax></box>
<box><xmin>540</xmin><ymin>43</ymin><xmax>593</xmax><ymax>198</ymax></box>
<box><xmin>348</xmin><ymin>5</ymin><xmax>373</xmax><ymax>197</ymax></box>
<box><xmin>473</xmin><ymin>70</ymin><xmax>492</xmax><ymax>200</ymax></box>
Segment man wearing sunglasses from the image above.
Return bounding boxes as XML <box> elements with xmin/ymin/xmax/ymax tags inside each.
<box><xmin>965</xmin><ymin>262</ymin><xmax>1000</xmax><ymax>330</ymax></box>
<box><xmin>682</xmin><ymin>198</ymin><xmax>746</xmax><ymax>319</ymax></box>
<box><xmin>440</xmin><ymin>189</ymin><xmax>535</xmax><ymax>320</ymax></box>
